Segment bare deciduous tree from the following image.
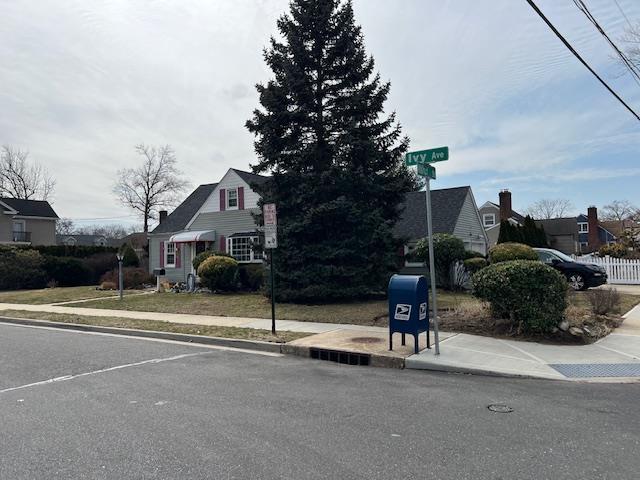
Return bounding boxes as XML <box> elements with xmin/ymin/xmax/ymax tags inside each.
<box><xmin>55</xmin><ymin>218</ymin><xmax>75</xmax><ymax>235</ymax></box>
<box><xmin>0</xmin><ymin>145</ymin><xmax>55</xmax><ymax>200</ymax></box>
<box><xmin>620</xmin><ymin>22</ymin><xmax>640</xmax><ymax>73</ymax></box>
<box><xmin>113</xmin><ymin>144</ymin><xmax>189</xmax><ymax>232</ymax></box>
<box><xmin>525</xmin><ymin>199</ymin><xmax>574</xmax><ymax>219</ymax></box>
<box><xmin>602</xmin><ymin>200</ymin><xmax>638</xmax><ymax>223</ymax></box>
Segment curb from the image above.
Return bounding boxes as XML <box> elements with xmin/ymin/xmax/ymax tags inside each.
<box><xmin>0</xmin><ymin>315</ymin><xmax>407</xmax><ymax>369</ymax></box>
<box><xmin>404</xmin><ymin>359</ymin><xmax>564</xmax><ymax>380</ymax></box>
<box><xmin>0</xmin><ymin>316</ymin><xmax>282</xmax><ymax>354</ymax></box>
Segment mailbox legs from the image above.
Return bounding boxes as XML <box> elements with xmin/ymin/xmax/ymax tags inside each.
<box><xmin>401</xmin><ymin>333</ymin><xmax>406</xmax><ymax>346</ymax></box>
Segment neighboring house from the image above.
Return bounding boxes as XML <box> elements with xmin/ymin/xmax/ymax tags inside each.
<box><xmin>148</xmin><ymin>168</ymin><xmax>267</xmax><ymax>283</ymax></box>
<box><xmin>600</xmin><ymin>218</ymin><xmax>640</xmax><ymax>245</ymax></box>
<box><xmin>394</xmin><ymin>186</ymin><xmax>488</xmax><ymax>273</ymax></box>
<box><xmin>576</xmin><ymin>207</ymin><xmax>617</xmax><ymax>253</ymax></box>
<box><xmin>0</xmin><ymin>197</ymin><xmax>58</xmax><ymax>246</ymax></box>
<box><xmin>534</xmin><ymin>218</ymin><xmax>579</xmax><ymax>254</ymax></box>
<box><xmin>57</xmin><ymin>234</ymin><xmax>108</xmax><ymax>247</ymax></box>
<box><xmin>479</xmin><ymin>190</ymin><xmax>526</xmax><ymax>247</ymax></box>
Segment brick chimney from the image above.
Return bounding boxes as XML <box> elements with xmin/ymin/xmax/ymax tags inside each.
<box><xmin>499</xmin><ymin>189</ymin><xmax>512</xmax><ymax>222</ymax></box>
<box><xmin>587</xmin><ymin>206</ymin><xmax>600</xmax><ymax>251</ymax></box>
<box><xmin>159</xmin><ymin>210</ymin><xmax>168</xmax><ymax>225</ymax></box>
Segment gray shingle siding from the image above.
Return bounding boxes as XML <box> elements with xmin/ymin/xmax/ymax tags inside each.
<box><xmin>188</xmin><ymin>209</ymin><xmax>259</xmax><ymax>235</ymax></box>
<box><xmin>453</xmin><ymin>192</ymin><xmax>487</xmax><ymax>254</ymax></box>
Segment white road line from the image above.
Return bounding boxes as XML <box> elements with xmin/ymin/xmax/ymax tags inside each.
<box><xmin>0</xmin><ymin>352</ymin><xmax>210</xmax><ymax>394</ymax></box>
<box><xmin>0</xmin><ymin>321</ymin><xmax>283</xmax><ymax>357</ymax></box>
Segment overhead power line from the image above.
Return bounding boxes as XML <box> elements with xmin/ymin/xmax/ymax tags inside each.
<box><xmin>612</xmin><ymin>0</ymin><xmax>634</xmax><ymax>30</ymax></box>
<box><xmin>524</xmin><ymin>0</ymin><xmax>640</xmax><ymax>122</ymax></box>
<box><xmin>573</xmin><ymin>0</ymin><xmax>640</xmax><ymax>86</ymax></box>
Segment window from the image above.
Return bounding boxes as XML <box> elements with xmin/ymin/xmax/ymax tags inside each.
<box><xmin>165</xmin><ymin>242</ymin><xmax>176</xmax><ymax>267</ymax></box>
<box><xmin>228</xmin><ymin>236</ymin><xmax>262</xmax><ymax>263</ymax></box>
<box><xmin>227</xmin><ymin>188</ymin><xmax>238</xmax><ymax>209</ymax></box>
<box><xmin>483</xmin><ymin>214</ymin><xmax>496</xmax><ymax>227</ymax></box>
<box><xmin>536</xmin><ymin>250</ymin><xmax>556</xmax><ymax>264</ymax></box>
<box><xmin>578</xmin><ymin>222</ymin><xmax>588</xmax><ymax>233</ymax></box>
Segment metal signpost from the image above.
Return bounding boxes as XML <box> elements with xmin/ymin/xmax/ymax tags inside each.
<box><xmin>405</xmin><ymin>146</ymin><xmax>449</xmax><ymax>355</ymax></box>
<box><xmin>263</xmin><ymin>203</ymin><xmax>278</xmax><ymax>335</ymax></box>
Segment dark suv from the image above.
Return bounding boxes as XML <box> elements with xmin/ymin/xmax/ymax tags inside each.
<box><xmin>533</xmin><ymin>248</ymin><xmax>607</xmax><ymax>291</ymax></box>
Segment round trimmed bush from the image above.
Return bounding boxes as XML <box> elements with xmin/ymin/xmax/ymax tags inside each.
<box><xmin>463</xmin><ymin>257</ymin><xmax>488</xmax><ymax>275</ymax></box>
<box><xmin>489</xmin><ymin>242</ymin><xmax>538</xmax><ymax>264</ymax></box>
<box><xmin>193</xmin><ymin>250</ymin><xmax>233</xmax><ymax>272</ymax></box>
<box><xmin>197</xmin><ymin>255</ymin><xmax>239</xmax><ymax>292</ymax></box>
<box><xmin>472</xmin><ymin>260</ymin><xmax>567</xmax><ymax>333</ymax></box>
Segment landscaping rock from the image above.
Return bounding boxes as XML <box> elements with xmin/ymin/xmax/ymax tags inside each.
<box><xmin>569</xmin><ymin>326</ymin><xmax>584</xmax><ymax>336</ymax></box>
<box><xmin>558</xmin><ymin>320</ymin><xmax>569</xmax><ymax>332</ymax></box>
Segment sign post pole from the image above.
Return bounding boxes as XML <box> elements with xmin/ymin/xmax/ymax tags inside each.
<box><xmin>424</xmin><ymin>176</ymin><xmax>440</xmax><ymax>355</ymax></box>
<box><xmin>270</xmin><ymin>248</ymin><xmax>276</xmax><ymax>335</ymax></box>
<box><xmin>263</xmin><ymin>203</ymin><xmax>278</xmax><ymax>335</ymax></box>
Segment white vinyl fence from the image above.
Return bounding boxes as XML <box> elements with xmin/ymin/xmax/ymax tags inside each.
<box><xmin>573</xmin><ymin>255</ymin><xmax>640</xmax><ymax>285</ymax></box>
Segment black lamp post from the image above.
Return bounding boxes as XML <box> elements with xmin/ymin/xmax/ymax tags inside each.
<box><xmin>116</xmin><ymin>252</ymin><xmax>124</xmax><ymax>300</ymax></box>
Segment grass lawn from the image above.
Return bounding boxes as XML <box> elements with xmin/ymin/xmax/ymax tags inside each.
<box><xmin>0</xmin><ymin>309</ymin><xmax>307</xmax><ymax>343</ymax></box>
<box><xmin>0</xmin><ymin>286</ymin><xmax>146</xmax><ymax>305</ymax></box>
<box><xmin>65</xmin><ymin>290</ymin><xmax>469</xmax><ymax>326</ymax></box>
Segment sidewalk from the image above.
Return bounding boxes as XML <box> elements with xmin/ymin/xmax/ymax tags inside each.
<box><xmin>1</xmin><ymin>301</ymin><xmax>640</xmax><ymax>381</ymax></box>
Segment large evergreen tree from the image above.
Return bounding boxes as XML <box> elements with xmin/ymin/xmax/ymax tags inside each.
<box><xmin>246</xmin><ymin>0</ymin><xmax>415</xmax><ymax>302</ymax></box>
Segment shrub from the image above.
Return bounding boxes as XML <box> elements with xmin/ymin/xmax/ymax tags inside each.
<box><xmin>33</xmin><ymin>245</ymin><xmax>118</xmax><ymax>258</ymax></box>
<box><xmin>42</xmin><ymin>256</ymin><xmax>93</xmax><ymax>287</ymax></box>
<box><xmin>193</xmin><ymin>250</ymin><xmax>232</xmax><ymax>272</ymax></box>
<box><xmin>82</xmin><ymin>252</ymin><xmax>118</xmax><ymax>283</ymax></box>
<box><xmin>586</xmin><ymin>288</ymin><xmax>621</xmax><ymax>315</ymax></box>
<box><xmin>598</xmin><ymin>243</ymin><xmax>628</xmax><ymax>258</ymax></box>
<box><xmin>100</xmin><ymin>281</ymin><xmax>117</xmax><ymax>290</ymax></box>
<box><xmin>99</xmin><ymin>267</ymin><xmax>154</xmax><ymax>289</ymax></box>
<box><xmin>464</xmin><ymin>257</ymin><xmax>488</xmax><ymax>275</ymax></box>
<box><xmin>472</xmin><ymin>260</ymin><xmax>567</xmax><ymax>333</ymax></box>
<box><xmin>488</xmin><ymin>242</ymin><xmax>538</xmax><ymax>263</ymax></box>
<box><xmin>0</xmin><ymin>247</ymin><xmax>47</xmax><ymax>290</ymax></box>
<box><xmin>120</xmin><ymin>244</ymin><xmax>140</xmax><ymax>267</ymax></box>
<box><xmin>197</xmin><ymin>255</ymin><xmax>239</xmax><ymax>292</ymax></box>
<box><xmin>463</xmin><ymin>250</ymin><xmax>485</xmax><ymax>260</ymax></box>
<box><xmin>239</xmin><ymin>264</ymin><xmax>264</xmax><ymax>291</ymax></box>
<box><xmin>414</xmin><ymin>233</ymin><xmax>466</xmax><ymax>289</ymax></box>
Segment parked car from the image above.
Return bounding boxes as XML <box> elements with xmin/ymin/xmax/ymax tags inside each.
<box><xmin>533</xmin><ymin>248</ymin><xmax>607</xmax><ymax>291</ymax></box>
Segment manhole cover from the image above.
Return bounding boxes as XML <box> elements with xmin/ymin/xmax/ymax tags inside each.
<box><xmin>350</xmin><ymin>337</ymin><xmax>383</xmax><ymax>344</ymax></box>
<box><xmin>488</xmin><ymin>404</ymin><xmax>513</xmax><ymax>413</ymax></box>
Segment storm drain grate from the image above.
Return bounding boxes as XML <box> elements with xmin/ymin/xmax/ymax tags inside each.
<box><xmin>309</xmin><ymin>348</ymin><xmax>371</xmax><ymax>366</ymax></box>
<box><xmin>550</xmin><ymin>363</ymin><xmax>640</xmax><ymax>378</ymax></box>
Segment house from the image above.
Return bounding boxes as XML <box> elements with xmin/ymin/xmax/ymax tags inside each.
<box><xmin>0</xmin><ymin>197</ymin><xmax>58</xmax><ymax>246</ymax></box>
<box><xmin>148</xmin><ymin>168</ymin><xmax>267</xmax><ymax>283</ymax></box>
<box><xmin>57</xmin><ymin>234</ymin><xmax>109</xmax><ymax>247</ymax></box>
<box><xmin>480</xmin><ymin>190</ymin><xmax>616</xmax><ymax>254</ymax></box>
<box><xmin>394</xmin><ymin>186</ymin><xmax>488</xmax><ymax>272</ymax></box>
<box><xmin>479</xmin><ymin>190</ymin><xmax>526</xmax><ymax>247</ymax></box>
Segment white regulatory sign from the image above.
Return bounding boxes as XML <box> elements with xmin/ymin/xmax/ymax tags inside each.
<box><xmin>264</xmin><ymin>203</ymin><xmax>277</xmax><ymax>226</ymax></box>
<box><xmin>264</xmin><ymin>224</ymin><xmax>277</xmax><ymax>249</ymax></box>
<box><xmin>419</xmin><ymin>302</ymin><xmax>427</xmax><ymax>320</ymax></box>
<box><xmin>394</xmin><ymin>304</ymin><xmax>411</xmax><ymax>321</ymax></box>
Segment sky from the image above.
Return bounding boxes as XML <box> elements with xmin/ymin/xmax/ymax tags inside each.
<box><xmin>1</xmin><ymin>0</ymin><xmax>639</xmax><ymax>229</ymax></box>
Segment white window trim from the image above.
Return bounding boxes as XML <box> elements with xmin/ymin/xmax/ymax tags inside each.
<box><xmin>226</xmin><ymin>187</ymin><xmax>239</xmax><ymax>210</ymax></box>
<box><xmin>12</xmin><ymin>219</ymin><xmax>26</xmax><ymax>231</ymax></box>
<box><xmin>483</xmin><ymin>213</ymin><xmax>496</xmax><ymax>227</ymax></box>
<box><xmin>227</xmin><ymin>236</ymin><xmax>262</xmax><ymax>263</ymax></box>
<box><xmin>165</xmin><ymin>242</ymin><xmax>176</xmax><ymax>268</ymax></box>
<box><xmin>578</xmin><ymin>222</ymin><xmax>588</xmax><ymax>233</ymax></box>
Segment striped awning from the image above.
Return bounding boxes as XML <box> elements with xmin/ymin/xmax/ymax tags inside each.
<box><xmin>169</xmin><ymin>230</ymin><xmax>216</xmax><ymax>243</ymax></box>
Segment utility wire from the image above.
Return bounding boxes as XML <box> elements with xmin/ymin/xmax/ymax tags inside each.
<box><xmin>524</xmin><ymin>0</ymin><xmax>640</xmax><ymax>122</ymax></box>
<box><xmin>573</xmin><ymin>0</ymin><xmax>640</xmax><ymax>86</ymax></box>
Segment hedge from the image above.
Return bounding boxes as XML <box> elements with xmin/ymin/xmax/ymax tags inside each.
<box><xmin>42</xmin><ymin>256</ymin><xmax>93</xmax><ymax>287</ymax></box>
<box><xmin>0</xmin><ymin>248</ymin><xmax>47</xmax><ymax>290</ymax></box>
<box><xmin>33</xmin><ymin>245</ymin><xmax>118</xmax><ymax>258</ymax></box>
<box><xmin>488</xmin><ymin>242</ymin><xmax>538</xmax><ymax>264</ymax></box>
<box><xmin>472</xmin><ymin>260</ymin><xmax>567</xmax><ymax>333</ymax></box>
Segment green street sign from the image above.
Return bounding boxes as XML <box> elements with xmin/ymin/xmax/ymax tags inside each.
<box><xmin>417</xmin><ymin>163</ymin><xmax>436</xmax><ymax>179</ymax></box>
<box><xmin>405</xmin><ymin>146</ymin><xmax>449</xmax><ymax>166</ymax></box>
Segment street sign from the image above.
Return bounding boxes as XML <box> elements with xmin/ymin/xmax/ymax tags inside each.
<box><xmin>417</xmin><ymin>163</ymin><xmax>436</xmax><ymax>179</ymax></box>
<box><xmin>264</xmin><ymin>203</ymin><xmax>277</xmax><ymax>226</ymax></box>
<box><xmin>264</xmin><ymin>224</ymin><xmax>278</xmax><ymax>249</ymax></box>
<box><xmin>405</xmin><ymin>146</ymin><xmax>448</xmax><ymax>166</ymax></box>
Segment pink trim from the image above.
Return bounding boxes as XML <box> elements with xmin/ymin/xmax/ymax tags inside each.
<box><xmin>220</xmin><ymin>189</ymin><xmax>226</xmax><ymax>211</ymax></box>
<box><xmin>160</xmin><ymin>241</ymin><xmax>165</xmax><ymax>268</ymax></box>
<box><xmin>238</xmin><ymin>186</ymin><xmax>245</xmax><ymax>210</ymax></box>
<box><xmin>219</xmin><ymin>235</ymin><xmax>226</xmax><ymax>253</ymax></box>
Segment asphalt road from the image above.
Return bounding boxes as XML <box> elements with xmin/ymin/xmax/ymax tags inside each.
<box><xmin>1</xmin><ymin>322</ymin><xmax>639</xmax><ymax>480</ymax></box>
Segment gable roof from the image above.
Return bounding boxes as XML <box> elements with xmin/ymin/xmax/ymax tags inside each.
<box><xmin>394</xmin><ymin>186</ymin><xmax>471</xmax><ymax>239</ymax></box>
<box><xmin>535</xmin><ymin>217</ymin><xmax>578</xmax><ymax>236</ymax></box>
<box><xmin>151</xmin><ymin>183</ymin><xmax>217</xmax><ymax>234</ymax></box>
<box><xmin>56</xmin><ymin>234</ymin><xmax>107</xmax><ymax>246</ymax></box>
<box><xmin>231</xmin><ymin>168</ymin><xmax>269</xmax><ymax>186</ymax></box>
<box><xmin>485</xmin><ymin>201</ymin><xmax>526</xmax><ymax>224</ymax></box>
<box><xmin>576</xmin><ymin>214</ymin><xmax>617</xmax><ymax>238</ymax></box>
<box><xmin>0</xmin><ymin>197</ymin><xmax>58</xmax><ymax>218</ymax></box>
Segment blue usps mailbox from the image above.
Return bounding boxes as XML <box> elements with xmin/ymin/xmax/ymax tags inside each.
<box><xmin>388</xmin><ymin>274</ymin><xmax>429</xmax><ymax>354</ymax></box>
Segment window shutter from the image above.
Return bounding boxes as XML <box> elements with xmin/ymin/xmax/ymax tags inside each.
<box><xmin>238</xmin><ymin>186</ymin><xmax>245</xmax><ymax>210</ymax></box>
<box><xmin>160</xmin><ymin>241</ymin><xmax>165</xmax><ymax>268</ymax></box>
<box><xmin>220</xmin><ymin>189</ymin><xmax>226</xmax><ymax>211</ymax></box>
<box><xmin>175</xmin><ymin>244</ymin><xmax>181</xmax><ymax>268</ymax></box>
<box><xmin>219</xmin><ymin>235</ymin><xmax>226</xmax><ymax>253</ymax></box>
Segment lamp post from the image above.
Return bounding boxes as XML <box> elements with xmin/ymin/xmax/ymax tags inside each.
<box><xmin>116</xmin><ymin>252</ymin><xmax>124</xmax><ymax>301</ymax></box>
